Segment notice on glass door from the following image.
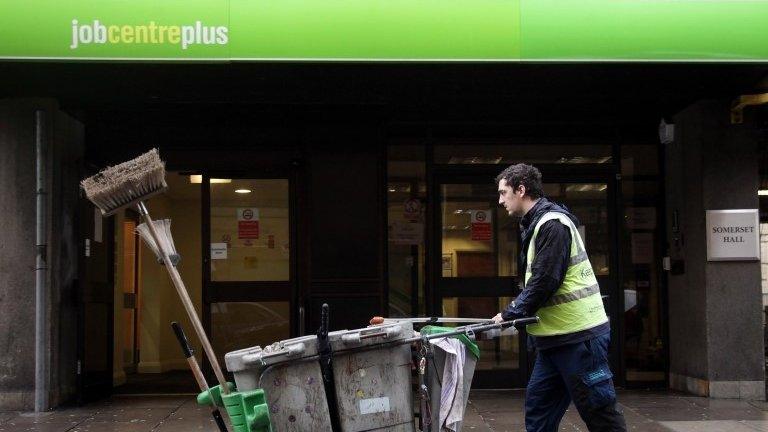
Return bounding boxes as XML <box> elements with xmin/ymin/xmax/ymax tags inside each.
<box><xmin>211</xmin><ymin>243</ymin><xmax>228</xmax><ymax>260</ymax></box>
<box><xmin>631</xmin><ymin>233</ymin><xmax>653</xmax><ymax>264</ymax></box>
<box><xmin>237</xmin><ymin>208</ymin><xmax>260</xmax><ymax>239</ymax></box>
<box><xmin>471</xmin><ymin>210</ymin><xmax>492</xmax><ymax>241</ymax></box>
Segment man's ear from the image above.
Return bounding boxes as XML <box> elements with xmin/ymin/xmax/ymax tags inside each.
<box><xmin>517</xmin><ymin>185</ymin><xmax>527</xmax><ymax>197</ymax></box>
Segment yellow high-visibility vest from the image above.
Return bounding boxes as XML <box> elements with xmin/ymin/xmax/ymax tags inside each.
<box><xmin>524</xmin><ymin>212</ymin><xmax>608</xmax><ymax>337</ymax></box>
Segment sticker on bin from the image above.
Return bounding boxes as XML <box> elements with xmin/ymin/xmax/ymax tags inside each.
<box><xmin>359</xmin><ymin>397</ymin><xmax>391</xmax><ymax>415</ymax></box>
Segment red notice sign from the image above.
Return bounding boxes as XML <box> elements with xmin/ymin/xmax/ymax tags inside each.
<box><xmin>403</xmin><ymin>198</ymin><xmax>423</xmax><ymax>222</ymax></box>
<box><xmin>471</xmin><ymin>210</ymin><xmax>492</xmax><ymax>241</ymax></box>
<box><xmin>238</xmin><ymin>208</ymin><xmax>260</xmax><ymax>239</ymax></box>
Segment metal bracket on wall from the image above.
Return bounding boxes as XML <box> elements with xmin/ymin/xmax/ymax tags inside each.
<box><xmin>731</xmin><ymin>93</ymin><xmax>768</xmax><ymax>124</ymax></box>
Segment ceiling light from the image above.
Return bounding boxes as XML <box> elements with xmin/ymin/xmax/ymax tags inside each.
<box><xmin>759</xmin><ymin>190</ymin><xmax>768</xmax><ymax>196</ymax></box>
<box><xmin>189</xmin><ymin>175</ymin><xmax>232</xmax><ymax>184</ymax></box>
<box><xmin>235</xmin><ymin>189</ymin><xmax>252</xmax><ymax>194</ymax></box>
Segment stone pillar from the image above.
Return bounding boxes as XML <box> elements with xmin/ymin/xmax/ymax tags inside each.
<box><xmin>0</xmin><ymin>99</ymin><xmax>83</xmax><ymax>409</ymax></box>
<box><xmin>666</xmin><ymin>99</ymin><xmax>765</xmax><ymax>399</ymax></box>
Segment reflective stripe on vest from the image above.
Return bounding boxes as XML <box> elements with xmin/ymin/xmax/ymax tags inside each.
<box><xmin>524</xmin><ymin>212</ymin><xmax>608</xmax><ymax>337</ymax></box>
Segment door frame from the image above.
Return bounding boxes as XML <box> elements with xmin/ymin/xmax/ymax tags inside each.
<box><xmin>121</xmin><ymin>209</ymin><xmax>142</xmax><ymax>376</ymax></box>
<box><xmin>200</xmin><ymin>168</ymin><xmax>299</xmax><ymax>376</ymax></box>
<box><xmin>76</xmin><ymin>197</ymin><xmax>115</xmax><ymax>403</ymax></box>
<box><xmin>427</xmin><ymin>163</ymin><xmax>622</xmax><ymax>388</ymax></box>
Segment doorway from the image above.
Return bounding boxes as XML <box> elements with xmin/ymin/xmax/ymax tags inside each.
<box><xmin>431</xmin><ymin>166</ymin><xmax>619</xmax><ymax>388</ymax></box>
<box><xmin>202</xmin><ymin>173</ymin><xmax>296</xmax><ymax>373</ymax></box>
<box><xmin>104</xmin><ymin>169</ymin><xmax>297</xmax><ymax>394</ymax></box>
<box><xmin>111</xmin><ymin>171</ymin><xmax>204</xmax><ymax>394</ymax></box>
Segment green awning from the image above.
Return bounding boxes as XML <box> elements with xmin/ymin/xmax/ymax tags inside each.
<box><xmin>1</xmin><ymin>0</ymin><xmax>767</xmax><ymax>62</ymax></box>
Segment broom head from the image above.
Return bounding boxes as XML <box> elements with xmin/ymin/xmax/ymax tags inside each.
<box><xmin>81</xmin><ymin>148</ymin><xmax>167</xmax><ymax>216</ymax></box>
<box><xmin>136</xmin><ymin>219</ymin><xmax>181</xmax><ymax>266</ymax></box>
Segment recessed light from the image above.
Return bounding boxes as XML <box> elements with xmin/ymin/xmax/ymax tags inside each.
<box><xmin>235</xmin><ymin>189</ymin><xmax>252</xmax><ymax>194</ymax></box>
<box><xmin>189</xmin><ymin>175</ymin><xmax>231</xmax><ymax>184</ymax></box>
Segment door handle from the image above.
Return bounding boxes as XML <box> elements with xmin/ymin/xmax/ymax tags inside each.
<box><xmin>298</xmin><ymin>305</ymin><xmax>305</xmax><ymax>336</ymax></box>
<box><xmin>124</xmin><ymin>292</ymin><xmax>137</xmax><ymax>309</ymax></box>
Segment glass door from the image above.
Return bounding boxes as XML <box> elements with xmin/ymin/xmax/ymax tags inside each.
<box><xmin>433</xmin><ymin>177</ymin><xmax>522</xmax><ymax>387</ymax></box>
<box><xmin>433</xmin><ymin>172</ymin><xmax>616</xmax><ymax>388</ymax></box>
<box><xmin>203</xmin><ymin>174</ymin><xmax>295</xmax><ymax>371</ymax></box>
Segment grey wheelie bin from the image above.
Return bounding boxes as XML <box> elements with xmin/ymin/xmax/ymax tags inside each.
<box><xmin>225</xmin><ymin>333</ymin><xmax>342</xmax><ymax>431</ymax></box>
<box><xmin>224</xmin><ymin>322</ymin><xmax>416</xmax><ymax>432</ymax></box>
<box><xmin>329</xmin><ymin>321</ymin><xmax>417</xmax><ymax>432</ymax></box>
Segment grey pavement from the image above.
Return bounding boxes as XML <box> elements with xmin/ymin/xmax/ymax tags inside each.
<box><xmin>464</xmin><ymin>390</ymin><xmax>768</xmax><ymax>432</ymax></box>
<box><xmin>0</xmin><ymin>390</ymin><xmax>767</xmax><ymax>431</ymax></box>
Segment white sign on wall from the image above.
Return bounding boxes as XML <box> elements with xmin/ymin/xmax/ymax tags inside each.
<box><xmin>706</xmin><ymin>209</ymin><xmax>759</xmax><ymax>261</ymax></box>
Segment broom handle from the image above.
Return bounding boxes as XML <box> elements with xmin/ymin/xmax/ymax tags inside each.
<box><xmin>137</xmin><ymin>202</ymin><xmax>230</xmax><ymax>394</ymax></box>
<box><xmin>172</xmin><ymin>322</ymin><xmax>229</xmax><ymax>432</ymax></box>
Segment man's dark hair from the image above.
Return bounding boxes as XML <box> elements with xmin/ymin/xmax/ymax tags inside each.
<box><xmin>495</xmin><ymin>164</ymin><xmax>544</xmax><ymax>199</ymax></box>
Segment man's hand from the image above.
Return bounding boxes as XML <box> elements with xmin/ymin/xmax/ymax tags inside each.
<box><xmin>491</xmin><ymin>313</ymin><xmax>504</xmax><ymax>324</ymax></box>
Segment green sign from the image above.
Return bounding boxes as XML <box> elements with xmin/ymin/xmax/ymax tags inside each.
<box><xmin>522</xmin><ymin>0</ymin><xmax>768</xmax><ymax>61</ymax></box>
<box><xmin>0</xmin><ymin>0</ymin><xmax>767</xmax><ymax>62</ymax></box>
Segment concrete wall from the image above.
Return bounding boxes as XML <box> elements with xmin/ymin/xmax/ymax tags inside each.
<box><xmin>0</xmin><ymin>99</ymin><xmax>83</xmax><ymax>409</ymax></box>
<box><xmin>666</xmin><ymin>99</ymin><xmax>765</xmax><ymax>399</ymax></box>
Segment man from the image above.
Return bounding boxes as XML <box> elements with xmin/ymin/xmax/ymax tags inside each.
<box><xmin>491</xmin><ymin>163</ymin><xmax>626</xmax><ymax>432</ymax></box>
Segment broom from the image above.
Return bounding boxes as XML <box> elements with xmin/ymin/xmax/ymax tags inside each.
<box><xmin>80</xmin><ymin>149</ymin><xmax>230</xmax><ymax>395</ymax></box>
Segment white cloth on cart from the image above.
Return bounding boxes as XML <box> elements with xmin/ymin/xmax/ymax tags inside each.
<box><xmin>432</xmin><ymin>337</ymin><xmax>466</xmax><ymax>432</ymax></box>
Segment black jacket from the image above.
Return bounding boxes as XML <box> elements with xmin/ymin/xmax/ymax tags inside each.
<box><xmin>501</xmin><ymin>198</ymin><xmax>609</xmax><ymax>349</ymax></box>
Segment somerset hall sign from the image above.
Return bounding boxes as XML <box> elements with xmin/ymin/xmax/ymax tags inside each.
<box><xmin>706</xmin><ymin>209</ymin><xmax>760</xmax><ymax>261</ymax></box>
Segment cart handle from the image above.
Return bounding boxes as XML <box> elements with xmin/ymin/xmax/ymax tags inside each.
<box><xmin>242</xmin><ymin>343</ymin><xmax>306</xmax><ymax>365</ymax></box>
<box><xmin>369</xmin><ymin>316</ymin><xmax>491</xmax><ymax>325</ymax></box>
<box><xmin>405</xmin><ymin>316</ymin><xmax>540</xmax><ymax>343</ymax></box>
<box><xmin>342</xmin><ymin>325</ymin><xmax>402</xmax><ymax>345</ymax></box>
<box><xmin>505</xmin><ymin>317</ymin><xmax>540</xmax><ymax>328</ymax></box>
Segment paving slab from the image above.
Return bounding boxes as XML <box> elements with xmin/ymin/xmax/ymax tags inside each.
<box><xmin>2</xmin><ymin>390</ymin><xmax>767</xmax><ymax>431</ymax></box>
<box><xmin>659</xmin><ymin>420</ymin><xmax>763</xmax><ymax>432</ymax></box>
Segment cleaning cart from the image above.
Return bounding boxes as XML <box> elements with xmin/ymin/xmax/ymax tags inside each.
<box><xmin>224</xmin><ymin>305</ymin><xmax>418</xmax><ymax>431</ymax></box>
<box><xmin>214</xmin><ymin>306</ymin><xmax>538</xmax><ymax>432</ymax></box>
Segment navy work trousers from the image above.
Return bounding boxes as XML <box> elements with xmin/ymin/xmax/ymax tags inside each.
<box><xmin>525</xmin><ymin>333</ymin><xmax>627</xmax><ymax>432</ymax></box>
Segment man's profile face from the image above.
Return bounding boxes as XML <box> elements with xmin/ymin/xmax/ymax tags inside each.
<box><xmin>498</xmin><ymin>178</ymin><xmax>525</xmax><ymax>217</ymax></box>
